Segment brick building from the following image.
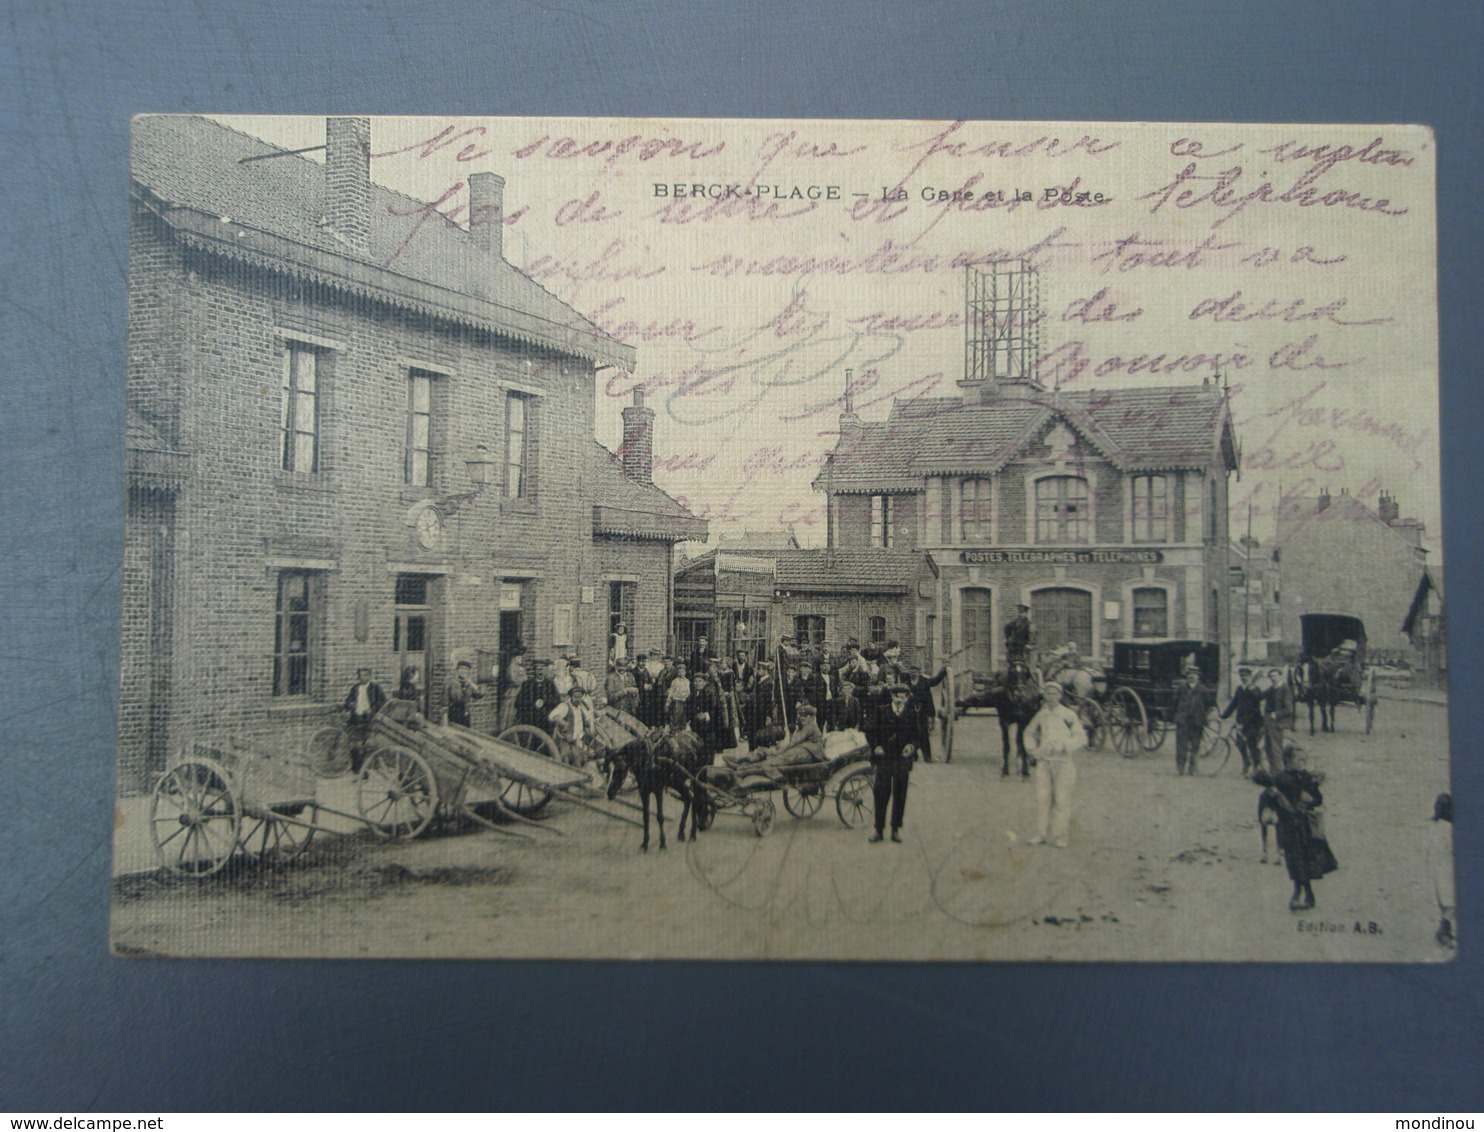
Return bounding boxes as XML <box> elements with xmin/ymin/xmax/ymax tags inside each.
<box><xmin>813</xmin><ymin>371</ymin><xmax>1239</xmax><ymax>677</ymax></box>
<box><xmin>1273</xmin><ymin>487</ymin><xmax>1435</xmax><ymax>667</ymax></box>
<box><xmin>673</xmin><ymin>547</ymin><xmax>927</xmax><ymax>660</ymax></box>
<box><xmin>122</xmin><ymin>116</ymin><xmax>701</xmax><ymax>792</ymax></box>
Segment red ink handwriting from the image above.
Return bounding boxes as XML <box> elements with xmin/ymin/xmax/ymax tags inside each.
<box><xmin>1139</xmin><ymin>163</ymin><xmax>1408</xmax><ymax>230</ymax></box>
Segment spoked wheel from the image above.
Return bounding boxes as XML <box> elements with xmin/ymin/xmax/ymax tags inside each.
<box><xmin>494</xmin><ymin>725</ymin><xmax>559</xmax><ymax>816</ymax></box>
<box><xmin>307</xmin><ymin>726</ymin><xmax>353</xmax><ymax>778</ymax></box>
<box><xmin>1077</xmin><ymin>699</ymin><xmax>1107</xmax><ymax>751</ymax></box>
<box><xmin>1107</xmin><ymin>688</ymin><xmax>1147</xmax><ymax>757</ymax></box>
<box><xmin>782</xmin><ymin>783</ymin><xmax>824</xmax><ymax>819</ymax></box>
<box><xmin>937</xmin><ymin>668</ymin><xmax>956</xmax><ymax>763</ymax></box>
<box><xmin>834</xmin><ymin>766</ymin><xmax>874</xmax><ymax>828</ymax></box>
<box><xmin>750</xmin><ymin>797</ymin><xmax>776</xmax><ymax>837</ymax></box>
<box><xmin>1198</xmin><ymin>737</ymin><xmax>1232</xmax><ymax>777</ymax></box>
<box><xmin>150</xmin><ymin>760</ymin><xmax>241</xmax><ymax>877</ymax></box>
<box><xmin>238</xmin><ymin>803</ymin><xmax>316</xmax><ymax>867</ymax></box>
<box><xmin>357</xmin><ymin>746</ymin><xmax>438</xmax><ymax>840</ymax></box>
<box><xmin>1142</xmin><ymin>714</ymin><xmax>1169</xmax><ymax>752</ymax></box>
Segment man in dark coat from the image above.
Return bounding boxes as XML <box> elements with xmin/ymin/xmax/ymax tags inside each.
<box><xmin>798</xmin><ymin>659</ymin><xmax>830</xmax><ymax>721</ymax></box>
<box><xmin>905</xmin><ymin>665</ymin><xmax>949</xmax><ymax>762</ymax></box>
<box><xmin>1004</xmin><ymin>604</ymin><xmax>1033</xmax><ymax>664</ymax></box>
<box><xmin>745</xmin><ymin>661</ymin><xmax>781</xmax><ymax>748</ymax></box>
<box><xmin>514</xmin><ymin>660</ymin><xmax>558</xmax><ymax>730</ymax></box>
<box><xmin>691</xmin><ymin>663</ymin><xmax>731</xmax><ymax>756</ymax></box>
<box><xmin>831</xmin><ymin>678</ymin><xmax>864</xmax><ymax>733</ymax></box>
<box><xmin>1170</xmin><ymin>665</ymin><xmax>1213</xmax><ymax>775</ymax></box>
<box><xmin>1220</xmin><ymin>666</ymin><xmax>1265</xmax><ymax>775</ymax></box>
<box><xmin>633</xmin><ymin>648</ymin><xmax>671</xmax><ymax>729</ymax></box>
<box><xmin>342</xmin><ymin>667</ymin><xmax>387</xmax><ymax>771</ymax></box>
<box><xmin>1262</xmin><ymin>667</ymin><xmax>1295</xmax><ymax>775</ymax></box>
<box><xmin>866</xmin><ymin>684</ymin><xmax>919</xmax><ymax>843</ymax></box>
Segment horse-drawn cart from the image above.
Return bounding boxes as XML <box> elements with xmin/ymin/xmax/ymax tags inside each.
<box><xmin>1299</xmin><ymin>612</ymin><xmax>1377</xmax><ymax>734</ymax></box>
<box><xmin>697</xmin><ymin>730</ymin><xmax>874</xmax><ymax>835</ymax></box>
<box><xmin>150</xmin><ymin>704</ymin><xmax>628</xmax><ymax>876</ymax></box>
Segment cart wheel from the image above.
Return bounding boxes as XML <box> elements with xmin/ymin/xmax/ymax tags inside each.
<box><xmin>493</xmin><ymin>725</ymin><xmax>559</xmax><ymax>816</ymax></box>
<box><xmin>150</xmin><ymin>760</ymin><xmax>241</xmax><ymax>877</ymax></box>
<box><xmin>1142</xmin><ymin>714</ymin><xmax>1168</xmax><ymax>752</ymax></box>
<box><xmin>782</xmin><ymin>784</ymin><xmax>824</xmax><ymax>819</ymax></box>
<box><xmin>357</xmin><ymin>746</ymin><xmax>438</xmax><ymax>840</ymax></box>
<box><xmin>750</xmin><ymin>797</ymin><xmax>776</xmax><ymax>837</ymax></box>
<box><xmin>1365</xmin><ymin>697</ymin><xmax>1376</xmax><ymax>734</ymax></box>
<box><xmin>1198</xmin><ymin>737</ymin><xmax>1232</xmax><ymax>777</ymax></box>
<box><xmin>307</xmin><ymin>726</ymin><xmax>352</xmax><ymax>778</ymax></box>
<box><xmin>239</xmin><ymin>804</ymin><xmax>316</xmax><ymax>867</ymax></box>
<box><xmin>834</xmin><ymin>766</ymin><xmax>874</xmax><ymax>828</ymax></box>
<box><xmin>1107</xmin><ymin>688</ymin><xmax>1146</xmax><ymax>758</ymax></box>
<box><xmin>1078</xmin><ymin>700</ymin><xmax>1107</xmax><ymax>751</ymax></box>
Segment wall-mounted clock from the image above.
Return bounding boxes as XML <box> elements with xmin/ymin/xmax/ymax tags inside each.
<box><xmin>408</xmin><ymin>500</ymin><xmax>445</xmax><ymax>551</ymax></box>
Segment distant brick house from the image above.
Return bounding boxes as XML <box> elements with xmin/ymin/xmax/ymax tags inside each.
<box><xmin>1273</xmin><ymin>487</ymin><xmax>1436</xmax><ymax>667</ymax></box>
<box><xmin>122</xmin><ymin>116</ymin><xmax>702</xmax><ymax>792</ymax></box>
<box><xmin>812</xmin><ymin>370</ymin><xmax>1240</xmax><ymax>677</ymax></box>
<box><xmin>673</xmin><ymin>547</ymin><xmax>927</xmax><ymax>660</ymax></box>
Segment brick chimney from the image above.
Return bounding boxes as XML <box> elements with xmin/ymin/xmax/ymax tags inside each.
<box><xmin>839</xmin><ymin>367</ymin><xmax>862</xmax><ymax>438</ymax></box>
<box><xmin>1377</xmin><ymin>490</ymin><xmax>1400</xmax><ymax>524</ymax></box>
<box><xmin>325</xmin><ymin>117</ymin><xmax>371</xmax><ymax>257</ymax></box>
<box><xmin>620</xmin><ymin>388</ymin><xmax>654</xmax><ymax>485</ymax></box>
<box><xmin>468</xmin><ymin>171</ymin><xmax>505</xmax><ymax>258</ymax></box>
<box><xmin>1316</xmin><ymin>487</ymin><xmax>1331</xmax><ymax>513</ymax></box>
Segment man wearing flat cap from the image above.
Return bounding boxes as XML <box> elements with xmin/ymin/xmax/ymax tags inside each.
<box><xmin>1220</xmin><ymin>666</ymin><xmax>1265</xmax><ymax>776</ymax></box>
<box><xmin>865</xmin><ymin>683</ymin><xmax>919</xmax><ymax>843</ymax></box>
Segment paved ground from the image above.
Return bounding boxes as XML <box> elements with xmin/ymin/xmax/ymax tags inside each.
<box><xmin>110</xmin><ymin>695</ymin><xmax>1455</xmax><ymax>961</ymax></box>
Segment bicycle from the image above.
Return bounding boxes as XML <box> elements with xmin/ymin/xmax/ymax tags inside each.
<box><xmin>1196</xmin><ymin>715</ymin><xmax>1234</xmax><ymax>777</ymax></box>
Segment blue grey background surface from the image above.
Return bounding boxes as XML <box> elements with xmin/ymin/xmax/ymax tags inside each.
<box><xmin>2</xmin><ymin>0</ymin><xmax>1480</xmax><ymax>1111</ymax></box>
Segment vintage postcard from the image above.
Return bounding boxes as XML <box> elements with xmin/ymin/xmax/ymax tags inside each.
<box><xmin>113</xmin><ymin>115</ymin><xmax>1452</xmax><ymax>961</ymax></box>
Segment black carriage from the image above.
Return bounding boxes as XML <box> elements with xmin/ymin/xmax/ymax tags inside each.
<box><xmin>1103</xmin><ymin>639</ymin><xmax>1221</xmax><ymax>756</ymax></box>
<box><xmin>1300</xmin><ymin>612</ymin><xmax>1377</xmax><ymax>733</ymax></box>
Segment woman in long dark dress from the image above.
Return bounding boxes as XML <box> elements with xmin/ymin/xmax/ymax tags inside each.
<box><xmin>1265</xmin><ymin>745</ymin><xmax>1339</xmax><ymax>910</ymax></box>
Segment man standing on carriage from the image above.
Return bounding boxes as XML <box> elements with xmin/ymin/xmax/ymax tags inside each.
<box><xmin>1005</xmin><ymin>603</ymin><xmax>1033</xmax><ymax>666</ymax></box>
<box><xmin>1220</xmin><ymin>665</ymin><xmax>1265</xmax><ymax>776</ymax></box>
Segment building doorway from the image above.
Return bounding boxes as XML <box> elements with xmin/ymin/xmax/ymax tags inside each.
<box><xmin>960</xmin><ymin>587</ymin><xmax>993</xmax><ymax>673</ymax></box>
<box><xmin>1032</xmin><ymin>587</ymin><xmax>1093</xmax><ymax>656</ymax></box>
<box><xmin>393</xmin><ymin>574</ymin><xmax>436</xmax><ymax>716</ymax></box>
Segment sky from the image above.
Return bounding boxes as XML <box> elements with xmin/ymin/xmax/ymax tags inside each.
<box><xmin>211</xmin><ymin>115</ymin><xmax>1442</xmax><ymax>556</ymax></box>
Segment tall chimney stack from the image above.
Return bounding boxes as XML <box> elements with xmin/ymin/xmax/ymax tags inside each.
<box><xmin>1316</xmin><ymin>487</ymin><xmax>1332</xmax><ymax>513</ymax></box>
<box><xmin>1378</xmin><ymin>490</ymin><xmax>1400</xmax><ymax>524</ymax></box>
<box><xmin>620</xmin><ymin>388</ymin><xmax>655</xmax><ymax>485</ymax></box>
<box><xmin>468</xmin><ymin>171</ymin><xmax>506</xmax><ymax>258</ymax></box>
<box><xmin>325</xmin><ymin>117</ymin><xmax>371</xmax><ymax>257</ymax></box>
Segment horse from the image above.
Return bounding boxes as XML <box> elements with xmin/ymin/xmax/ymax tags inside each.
<box><xmin>606</xmin><ymin>725</ymin><xmax>712</xmax><ymax>851</ymax></box>
<box><xmin>1302</xmin><ymin>652</ymin><xmax>1361</xmax><ymax>734</ymax></box>
<box><xmin>955</xmin><ymin>664</ymin><xmax>1042</xmax><ymax>777</ymax></box>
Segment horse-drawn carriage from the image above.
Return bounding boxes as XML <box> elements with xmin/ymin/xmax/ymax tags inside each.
<box><xmin>1298</xmin><ymin>612</ymin><xmax>1377</xmax><ymax>734</ymax></box>
<box><xmin>690</xmin><ymin>728</ymin><xmax>875</xmax><ymax>834</ymax></box>
<box><xmin>1098</xmin><ymin>640</ymin><xmax>1222</xmax><ymax>756</ymax></box>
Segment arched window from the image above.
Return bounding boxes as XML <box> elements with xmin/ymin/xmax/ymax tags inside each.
<box><xmin>1032</xmin><ymin>587</ymin><xmax>1093</xmax><ymax>655</ymax></box>
<box><xmin>1131</xmin><ymin>588</ymin><xmax>1168</xmax><ymax>638</ymax></box>
<box><xmin>1034</xmin><ymin>476</ymin><xmax>1090</xmax><ymax>543</ymax></box>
